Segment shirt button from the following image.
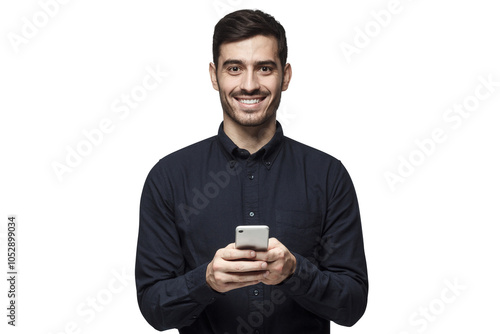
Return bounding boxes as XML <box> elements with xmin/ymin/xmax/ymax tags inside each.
<box><xmin>253</xmin><ymin>289</ymin><xmax>259</xmax><ymax>296</ymax></box>
<box><xmin>265</xmin><ymin>161</ymin><xmax>271</xmax><ymax>167</ymax></box>
<box><xmin>255</xmin><ymin>330</ymin><xmax>260</xmax><ymax>334</ymax></box>
<box><xmin>249</xmin><ymin>212</ymin><xmax>255</xmax><ymax>217</ymax></box>
<box><xmin>248</xmin><ymin>174</ymin><xmax>254</xmax><ymax>180</ymax></box>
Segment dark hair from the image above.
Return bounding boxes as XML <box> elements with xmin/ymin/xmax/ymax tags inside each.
<box><xmin>212</xmin><ymin>9</ymin><xmax>287</xmax><ymax>69</ymax></box>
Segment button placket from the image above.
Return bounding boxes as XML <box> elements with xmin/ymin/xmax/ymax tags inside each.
<box><xmin>243</xmin><ymin>159</ymin><xmax>259</xmax><ymax>224</ymax></box>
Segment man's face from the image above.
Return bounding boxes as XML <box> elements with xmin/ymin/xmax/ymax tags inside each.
<box><xmin>210</xmin><ymin>35</ymin><xmax>291</xmax><ymax>128</ymax></box>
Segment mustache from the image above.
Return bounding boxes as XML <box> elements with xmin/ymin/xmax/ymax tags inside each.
<box><xmin>230</xmin><ymin>90</ymin><xmax>269</xmax><ymax>97</ymax></box>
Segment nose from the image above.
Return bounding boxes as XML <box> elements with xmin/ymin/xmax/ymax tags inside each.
<box><xmin>240</xmin><ymin>69</ymin><xmax>260</xmax><ymax>93</ymax></box>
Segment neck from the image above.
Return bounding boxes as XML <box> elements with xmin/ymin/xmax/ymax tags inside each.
<box><xmin>223</xmin><ymin>118</ymin><xmax>276</xmax><ymax>155</ymax></box>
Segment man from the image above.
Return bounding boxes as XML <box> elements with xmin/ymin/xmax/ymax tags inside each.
<box><xmin>135</xmin><ymin>9</ymin><xmax>368</xmax><ymax>334</ymax></box>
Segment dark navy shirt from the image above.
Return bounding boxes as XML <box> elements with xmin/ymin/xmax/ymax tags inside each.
<box><xmin>135</xmin><ymin>121</ymin><xmax>368</xmax><ymax>334</ymax></box>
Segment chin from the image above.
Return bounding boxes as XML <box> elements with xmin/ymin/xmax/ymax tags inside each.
<box><xmin>228</xmin><ymin>111</ymin><xmax>275</xmax><ymax>128</ymax></box>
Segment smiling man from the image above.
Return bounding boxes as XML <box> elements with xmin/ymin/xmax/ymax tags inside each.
<box><xmin>136</xmin><ymin>9</ymin><xmax>368</xmax><ymax>334</ymax></box>
<box><xmin>212</xmin><ymin>34</ymin><xmax>290</xmax><ymax>128</ymax></box>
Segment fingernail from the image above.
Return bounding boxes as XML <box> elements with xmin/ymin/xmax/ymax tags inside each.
<box><xmin>250</xmin><ymin>251</ymin><xmax>256</xmax><ymax>257</ymax></box>
<box><xmin>261</xmin><ymin>262</ymin><xmax>267</xmax><ymax>269</ymax></box>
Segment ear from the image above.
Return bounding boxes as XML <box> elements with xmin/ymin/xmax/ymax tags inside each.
<box><xmin>209</xmin><ymin>62</ymin><xmax>219</xmax><ymax>91</ymax></box>
<box><xmin>281</xmin><ymin>63</ymin><xmax>292</xmax><ymax>91</ymax></box>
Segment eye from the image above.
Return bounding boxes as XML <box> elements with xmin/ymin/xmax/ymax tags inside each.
<box><xmin>228</xmin><ymin>66</ymin><xmax>240</xmax><ymax>72</ymax></box>
<box><xmin>260</xmin><ymin>66</ymin><xmax>273</xmax><ymax>73</ymax></box>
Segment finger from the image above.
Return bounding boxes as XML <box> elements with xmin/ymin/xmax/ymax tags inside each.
<box><xmin>224</xmin><ymin>271</ymin><xmax>268</xmax><ymax>284</ymax></box>
<box><xmin>265</xmin><ymin>260</ymin><xmax>285</xmax><ymax>274</ymax></box>
<box><xmin>267</xmin><ymin>237</ymin><xmax>280</xmax><ymax>248</ymax></box>
<box><xmin>212</xmin><ymin>257</ymin><xmax>267</xmax><ymax>275</ymax></box>
<box><xmin>214</xmin><ymin>270</ymin><xmax>267</xmax><ymax>287</ymax></box>
<box><xmin>220</xmin><ymin>248</ymin><xmax>257</xmax><ymax>261</ymax></box>
<box><xmin>253</xmin><ymin>250</ymin><xmax>270</xmax><ymax>262</ymax></box>
<box><xmin>225</xmin><ymin>260</ymin><xmax>268</xmax><ymax>273</ymax></box>
<box><xmin>254</xmin><ymin>248</ymin><xmax>283</xmax><ymax>262</ymax></box>
<box><xmin>260</xmin><ymin>267</ymin><xmax>293</xmax><ymax>285</ymax></box>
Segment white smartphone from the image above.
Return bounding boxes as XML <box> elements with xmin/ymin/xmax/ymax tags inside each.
<box><xmin>235</xmin><ymin>225</ymin><xmax>269</xmax><ymax>251</ymax></box>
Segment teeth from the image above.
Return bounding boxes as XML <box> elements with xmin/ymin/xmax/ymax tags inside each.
<box><xmin>240</xmin><ymin>99</ymin><xmax>260</xmax><ymax>104</ymax></box>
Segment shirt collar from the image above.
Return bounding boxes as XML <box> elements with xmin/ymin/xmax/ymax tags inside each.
<box><xmin>217</xmin><ymin>121</ymin><xmax>284</xmax><ymax>170</ymax></box>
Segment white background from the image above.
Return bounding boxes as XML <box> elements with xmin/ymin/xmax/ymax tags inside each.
<box><xmin>1</xmin><ymin>0</ymin><xmax>499</xmax><ymax>333</ymax></box>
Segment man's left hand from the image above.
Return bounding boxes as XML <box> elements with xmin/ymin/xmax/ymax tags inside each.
<box><xmin>256</xmin><ymin>237</ymin><xmax>296</xmax><ymax>285</ymax></box>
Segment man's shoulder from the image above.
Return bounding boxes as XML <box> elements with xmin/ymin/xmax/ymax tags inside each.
<box><xmin>283</xmin><ymin>136</ymin><xmax>341</xmax><ymax>165</ymax></box>
<box><xmin>164</xmin><ymin>135</ymin><xmax>217</xmax><ymax>160</ymax></box>
<box><xmin>150</xmin><ymin>135</ymin><xmax>218</xmax><ymax>172</ymax></box>
<box><xmin>283</xmin><ymin>136</ymin><xmax>352</xmax><ymax>189</ymax></box>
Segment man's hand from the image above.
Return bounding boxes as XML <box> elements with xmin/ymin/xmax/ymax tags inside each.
<box><xmin>206</xmin><ymin>238</ymin><xmax>296</xmax><ymax>292</ymax></box>
<box><xmin>206</xmin><ymin>243</ymin><xmax>268</xmax><ymax>293</ymax></box>
<box><xmin>256</xmin><ymin>237</ymin><xmax>296</xmax><ymax>285</ymax></box>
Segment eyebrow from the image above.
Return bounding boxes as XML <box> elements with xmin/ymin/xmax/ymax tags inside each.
<box><xmin>222</xmin><ymin>59</ymin><xmax>278</xmax><ymax>68</ymax></box>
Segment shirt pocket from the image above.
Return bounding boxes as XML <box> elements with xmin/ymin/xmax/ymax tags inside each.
<box><xmin>275</xmin><ymin>209</ymin><xmax>322</xmax><ymax>258</ymax></box>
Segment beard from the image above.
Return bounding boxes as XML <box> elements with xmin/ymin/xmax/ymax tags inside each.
<box><xmin>219</xmin><ymin>89</ymin><xmax>282</xmax><ymax>128</ymax></box>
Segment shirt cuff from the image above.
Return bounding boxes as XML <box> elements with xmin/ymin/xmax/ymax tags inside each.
<box><xmin>278</xmin><ymin>252</ymin><xmax>316</xmax><ymax>296</ymax></box>
<box><xmin>185</xmin><ymin>262</ymin><xmax>223</xmax><ymax>305</ymax></box>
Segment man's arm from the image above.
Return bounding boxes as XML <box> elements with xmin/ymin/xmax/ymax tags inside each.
<box><xmin>260</xmin><ymin>161</ymin><xmax>368</xmax><ymax>326</ymax></box>
<box><xmin>135</xmin><ymin>164</ymin><xmax>270</xmax><ymax>330</ymax></box>
<box><xmin>135</xmin><ymin>165</ymin><xmax>219</xmax><ymax>330</ymax></box>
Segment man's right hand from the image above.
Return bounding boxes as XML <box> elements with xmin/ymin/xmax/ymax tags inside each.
<box><xmin>206</xmin><ymin>243</ymin><xmax>269</xmax><ymax>293</ymax></box>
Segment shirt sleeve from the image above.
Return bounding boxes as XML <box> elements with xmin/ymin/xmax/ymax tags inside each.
<box><xmin>135</xmin><ymin>162</ymin><xmax>220</xmax><ymax>330</ymax></box>
<box><xmin>279</xmin><ymin>161</ymin><xmax>368</xmax><ymax>327</ymax></box>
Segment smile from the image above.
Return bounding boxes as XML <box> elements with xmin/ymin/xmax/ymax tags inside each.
<box><xmin>234</xmin><ymin>96</ymin><xmax>267</xmax><ymax>106</ymax></box>
<box><xmin>240</xmin><ymin>99</ymin><xmax>260</xmax><ymax>104</ymax></box>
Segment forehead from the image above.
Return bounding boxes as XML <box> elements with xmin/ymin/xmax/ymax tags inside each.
<box><xmin>218</xmin><ymin>35</ymin><xmax>279</xmax><ymax>65</ymax></box>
